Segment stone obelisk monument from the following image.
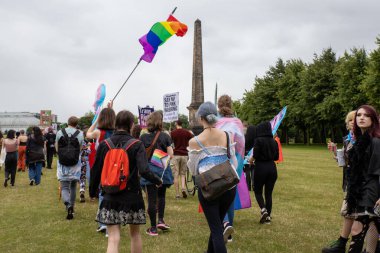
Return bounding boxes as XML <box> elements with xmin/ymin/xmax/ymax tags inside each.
<box><xmin>187</xmin><ymin>19</ymin><xmax>204</xmax><ymax>135</ymax></box>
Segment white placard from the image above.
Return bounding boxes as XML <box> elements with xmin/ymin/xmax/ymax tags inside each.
<box><xmin>163</xmin><ymin>92</ymin><xmax>179</xmax><ymax>123</ymax></box>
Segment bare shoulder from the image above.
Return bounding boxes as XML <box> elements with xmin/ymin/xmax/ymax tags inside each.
<box><xmin>188</xmin><ymin>137</ymin><xmax>198</xmax><ymax>149</ymax></box>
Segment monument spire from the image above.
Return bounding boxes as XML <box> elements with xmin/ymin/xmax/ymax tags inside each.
<box><xmin>187</xmin><ymin>19</ymin><xmax>204</xmax><ymax>135</ymax></box>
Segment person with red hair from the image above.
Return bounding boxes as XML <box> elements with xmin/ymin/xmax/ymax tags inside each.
<box><xmin>345</xmin><ymin>105</ymin><xmax>380</xmax><ymax>253</ymax></box>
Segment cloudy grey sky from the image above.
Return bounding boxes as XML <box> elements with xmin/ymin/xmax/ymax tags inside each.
<box><xmin>1</xmin><ymin>0</ymin><xmax>379</xmax><ymax>122</ymax></box>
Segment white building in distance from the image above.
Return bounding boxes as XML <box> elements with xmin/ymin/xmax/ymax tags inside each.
<box><xmin>0</xmin><ymin>112</ymin><xmax>41</xmax><ymax>132</ymax></box>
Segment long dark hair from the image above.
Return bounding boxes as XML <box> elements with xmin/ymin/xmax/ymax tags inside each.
<box><xmin>7</xmin><ymin>130</ymin><xmax>16</xmax><ymax>139</ymax></box>
<box><xmin>353</xmin><ymin>105</ymin><xmax>380</xmax><ymax>139</ymax></box>
<box><xmin>98</xmin><ymin>108</ymin><xmax>116</xmax><ymax>130</ymax></box>
<box><xmin>32</xmin><ymin>127</ymin><xmax>44</xmax><ymax>145</ymax></box>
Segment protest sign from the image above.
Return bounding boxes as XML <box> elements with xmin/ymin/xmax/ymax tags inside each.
<box><xmin>138</xmin><ymin>106</ymin><xmax>154</xmax><ymax>128</ymax></box>
<box><xmin>163</xmin><ymin>92</ymin><xmax>179</xmax><ymax>123</ymax></box>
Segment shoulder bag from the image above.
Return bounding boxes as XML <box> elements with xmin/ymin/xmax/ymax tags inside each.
<box><xmin>194</xmin><ymin>131</ymin><xmax>240</xmax><ymax>201</ymax></box>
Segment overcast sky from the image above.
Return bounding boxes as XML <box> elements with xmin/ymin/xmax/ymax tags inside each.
<box><xmin>1</xmin><ymin>0</ymin><xmax>379</xmax><ymax>122</ymax></box>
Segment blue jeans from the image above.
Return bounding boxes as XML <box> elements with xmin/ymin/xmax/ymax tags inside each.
<box><xmin>29</xmin><ymin>162</ymin><xmax>43</xmax><ymax>185</ymax></box>
<box><xmin>223</xmin><ymin>202</ymin><xmax>235</xmax><ymax>226</ymax></box>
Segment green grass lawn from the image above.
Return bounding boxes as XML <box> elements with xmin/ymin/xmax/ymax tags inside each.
<box><xmin>0</xmin><ymin>145</ymin><xmax>345</xmax><ymax>253</ymax></box>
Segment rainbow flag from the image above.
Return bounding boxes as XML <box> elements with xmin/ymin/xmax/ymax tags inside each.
<box><xmin>150</xmin><ymin>149</ymin><xmax>169</xmax><ymax>169</ymax></box>
<box><xmin>215</xmin><ymin>117</ymin><xmax>251</xmax><ymax>210</ymax></box>
<box><xmin>139</xmin><ymin>15</ymin><xmax>188</xmax><ymax>63</ymax></box>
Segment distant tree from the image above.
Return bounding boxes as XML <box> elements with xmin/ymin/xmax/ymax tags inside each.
<box><xmin>78</xmin><ymin>111</ymin><xmax>95</xmax><ymax>129</ymax></box>
<box><xmin>361</xmin><ymin>37</ymin><xmax>380</xmax><ymax>110</ymax></box>
<box><xmin>335</xmin><ymin>48</ymin><xmax>368</xmax><ymax>113</ymax></box>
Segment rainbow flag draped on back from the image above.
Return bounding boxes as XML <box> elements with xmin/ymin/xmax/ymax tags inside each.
<box><xmin>139</xmin><ymin>15</ymin><xmax>188</xmax><ymax>63</ymax></box>
<box><xmin>215</xmin><ymin>117</ymin><xmax>251</xmax><ymax>210</ymax></box>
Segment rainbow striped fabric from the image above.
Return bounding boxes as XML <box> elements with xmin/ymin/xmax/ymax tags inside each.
<box><xmin>139</xmin><ymin>15</ymin><xmax>188</xmax><ymax>63</ymax></box>
<box><xmin>151</xmin><ymin>149</ymin><xmax>169</xmax><ymax>169</ymax></box>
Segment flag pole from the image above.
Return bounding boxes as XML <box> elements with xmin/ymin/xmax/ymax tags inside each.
<box><xmin>112</xmin><ymin>7</ymin><xmax>178</xmax><ymax>101</ymax></box>
<box><xmin>112</xmin><ymin>59</ymin><xmax>142</xmax><ymax>101</ymax></box>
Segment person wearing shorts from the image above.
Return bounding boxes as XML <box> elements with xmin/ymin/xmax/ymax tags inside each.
<box><xmin>170</xmin><ymin>120</ymin><xmax>193</xmax><ymax>199</ymax></box>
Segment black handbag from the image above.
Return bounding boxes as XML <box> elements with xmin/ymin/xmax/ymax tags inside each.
<box><xmin>194</xmin><ymin>131</ymin><xmax>240</xmax><ymax>201</ymax></box>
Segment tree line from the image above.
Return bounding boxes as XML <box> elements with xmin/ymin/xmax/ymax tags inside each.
<box><xmin>234</xmin><ymin>37</ymin><xmax>380</xmax><ymax>144</ymax></box>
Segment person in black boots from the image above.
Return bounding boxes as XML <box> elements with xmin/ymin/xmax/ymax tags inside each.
<box><xmin>345</xmin><ymin>105</ymin><xmax>380</xmax><ymax>253</ymax></box>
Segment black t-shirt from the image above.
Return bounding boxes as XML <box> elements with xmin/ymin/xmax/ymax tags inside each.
<box><xmin>140</xmin><ymin>131</ymin><xmax>172</xmax><ymax>157</ymax></box>
<box><xmin>45</xmin><ymin>132</ymin><xmax>56</xmax><ymax>148</ymax></box>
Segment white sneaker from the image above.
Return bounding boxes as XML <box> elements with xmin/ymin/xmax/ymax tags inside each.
<box><xmin>223</xmin><ymin>224</ymin><xmax>234</xmax><ymax>244</ymax></box>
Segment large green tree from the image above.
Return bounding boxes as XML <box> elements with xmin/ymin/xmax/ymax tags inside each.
<box><xmin>361</xmin><ymin>37</ymin><xmax>380</xmax><ymax>110</ymax></box>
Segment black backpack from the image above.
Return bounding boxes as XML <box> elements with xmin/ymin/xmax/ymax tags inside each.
<box><xmin>58</xmin><ymin>128</ymin><xmax>80</xmax><ymax>166</ymax></box>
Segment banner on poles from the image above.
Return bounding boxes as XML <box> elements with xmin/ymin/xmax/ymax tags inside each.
<box><xmin>138</xmin><ymin>106</ymin><xmax>154</xmax><ymax>128</ymax></box>
<box><xmin>163</xmin><ymin>92</ymin><xmax>179</xmax><ymax>123</ymax></box>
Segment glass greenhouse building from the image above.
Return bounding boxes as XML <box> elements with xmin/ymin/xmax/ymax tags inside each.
<box><xmin>0</xmin><ymin>112</ymin><xmax>40</xmax><ymax>132</ymax></box>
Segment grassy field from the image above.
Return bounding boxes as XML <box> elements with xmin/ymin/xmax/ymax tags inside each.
<box><xmin>0</xmin><ymin>145</ymin><xmax>345</xmax><ymax>253</ymax></box>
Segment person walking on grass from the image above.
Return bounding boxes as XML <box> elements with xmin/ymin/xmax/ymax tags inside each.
<box><xmin>344</xmin><ymin>105</ymin><xmax>380</xmax><ymax>253</ymax></box>
<box><xmin>56</xmin><ymin>116</ymin><xmax>84</xmax><ymax>220</ymax></box>
<box><xmin>249</xmin><ymin>121</ymin><xmax>279</xmax><ymax>225</ymax></box>
<box><xmin>3</xmin><ymin>130</ymin><xmax>18</xmax><ymax>187</ymax></box>
<box><xmin>140</xmin><ymin>111</ymin><xmax>174</xmax><ymax>236</ymax></box>
<box><xmin>79</xmin><ymin>138</ymin><xmax>91</xmax><ymax>203</ymax></box>
<box><xmin>17</xmin><ymin>130</ymin><xmax>28</xmax><ymax>172</ymax></box>
<box><xmin>44</xmin><ymin>127</ymin><xmax>56</xmax><ymax>169</ymax></box>
<box><xmin>26</xmin><ymin>127</ymin><xmax>45</xmax><ymax>186</ymax></box>
<box><xmin>170</xmin><ymin>119</ymin><xmax>193</xmax><ymax>199</ymax></box>
<box><xmin>187</xmin><ymin>102</ymin><xmax>237</xmax><ymax>253</ymax></box>
<box><xmin>215</xmin><ymin>94</ymin><xmax>247</xmax><ymax>243</ymax></box>
<box><xmin>90</xmin><ymin>110</ymin><xmax>162</xmax><ymax>253</ymax></box>
<box><xmin>87</xmin><ymin>103</ymin><xmax>115</xmax><ymax>235</ymax></box>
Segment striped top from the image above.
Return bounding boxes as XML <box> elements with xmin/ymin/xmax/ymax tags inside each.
<box><xmin>187</xmin><ymin>137</ymin><xmax>237</xmax><ymax>176</ymax></box>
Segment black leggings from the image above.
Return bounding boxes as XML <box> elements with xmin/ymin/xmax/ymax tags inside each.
<box><xmin>146</xmin><ymin>185</ymin><xmax>167</xmax><ymax>227</ymax></box>
<box><xmin>348</xmin><ymin>216</ymin><xmax>380</xmax><ymax>253</ymax></box>
<box><xmin>253</xmin><ymin>162</ymin><xmax>277</xmax><ymax>215</ymax></box>
<box><xmin>244</xmin><ymin>164</ymin><xmax>254</xmax><ymax>191</ymax></box>
<box><xmin>198</xmin><ymin>187</ymin><xmax>236</xmax><ymax>253</ymax></box>
<box><xmin>5</xmin><ymin>152</ymin><xmax>17</xmax><ymax>185</ymax></box>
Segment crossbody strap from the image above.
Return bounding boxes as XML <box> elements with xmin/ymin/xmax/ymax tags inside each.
<box><xmin>225</xmin><ymin>131</ymin><xmax>231</xmax><ymax>159</ymax></box>
<box><xmin>195</xmin><ymin>136</ymin><xmax>211</xmax><ymax>155</ymax></box>
<box><xmin>146</xmin><ymin>131</ymin><xmax>161</xmax><ymax>159</ymax></box>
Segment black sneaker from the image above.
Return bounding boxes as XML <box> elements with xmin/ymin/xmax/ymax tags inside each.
<box><xmin>66</xmin><ymin>206</ymin><xmax>74</xmax><ymax>220</ymax></box>
<box><xmin>29</xmin><ymin>179</ymin><xmax>34</xmax><ymax>186</ymax></box>
<box><xmin>260</xmin><ymin>208</ymin><xmax>268</xmax><ymax>224</ymax></box>
<box><xmin>182</xmin><ymin>189</ymin><xmax>187</xmax><ymax>199</ymax></box>
<box><xmin>80</xmin><ymin>193</ymin><xmax>85</xmax><ymax>203</ymax></box>
<box><xmin>146</xmin><ymin>226</ymin><xmax>158</xmax><ymax>236</ymax></box>
<box><xmin>265</xmin><ymin>216</ymin><xmax>271</xmax><ymax>224</ymax></box>
<box><xmin>4</xmin><ymin>178</ymin><xmax>8</xmax><ymax>187</ymax></box>
<box><xmin>321</xmin><ymin>239</ymin><xmax>346</xmax><ymax>253</ymax></box>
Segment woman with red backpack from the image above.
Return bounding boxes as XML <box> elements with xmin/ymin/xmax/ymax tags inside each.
<box><xmin>90</xmin><ymin>110</ymin><xmax>162</xmax><ymax>253</ymax></box>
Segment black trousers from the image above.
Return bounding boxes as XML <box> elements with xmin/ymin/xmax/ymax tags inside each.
<box><xmin>253</xmin><ymin>161</ymin><xmax>277</xmax><ymax>215</ymax></box>
<box><xmin>244</xmin><ymin>164</ymin><xmax>254</xmax><ymax>191</ymax></box>
<box><xmin>5</xmin><ymin>152</ymin><xmax>17</xmax><ymax>185</ymax></box>
<box><xmin>46</xmin><ymin>147</ymin><xmax>55</xmax><ymax>168</ymax></box>
<box><xmin>198</xmin><ymin>187</ymin><xmax>236</xmax><ymax>253</ymax></box>
<box><xmin>146</xmin><ymin>185</ymin><xmax>167</xmax><ymax>227</ymax></box>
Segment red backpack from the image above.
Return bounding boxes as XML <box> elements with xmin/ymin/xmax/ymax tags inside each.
<box><xmin>101</xmin><ymin>138</ymin><xmax>139</xmax><ymax>194</ymax></box>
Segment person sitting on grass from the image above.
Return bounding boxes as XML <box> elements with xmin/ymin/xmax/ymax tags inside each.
<box><xmin>90</xmin><ymin>110</ymin><xmax>162</xmax><ymax>253</ymax></box>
